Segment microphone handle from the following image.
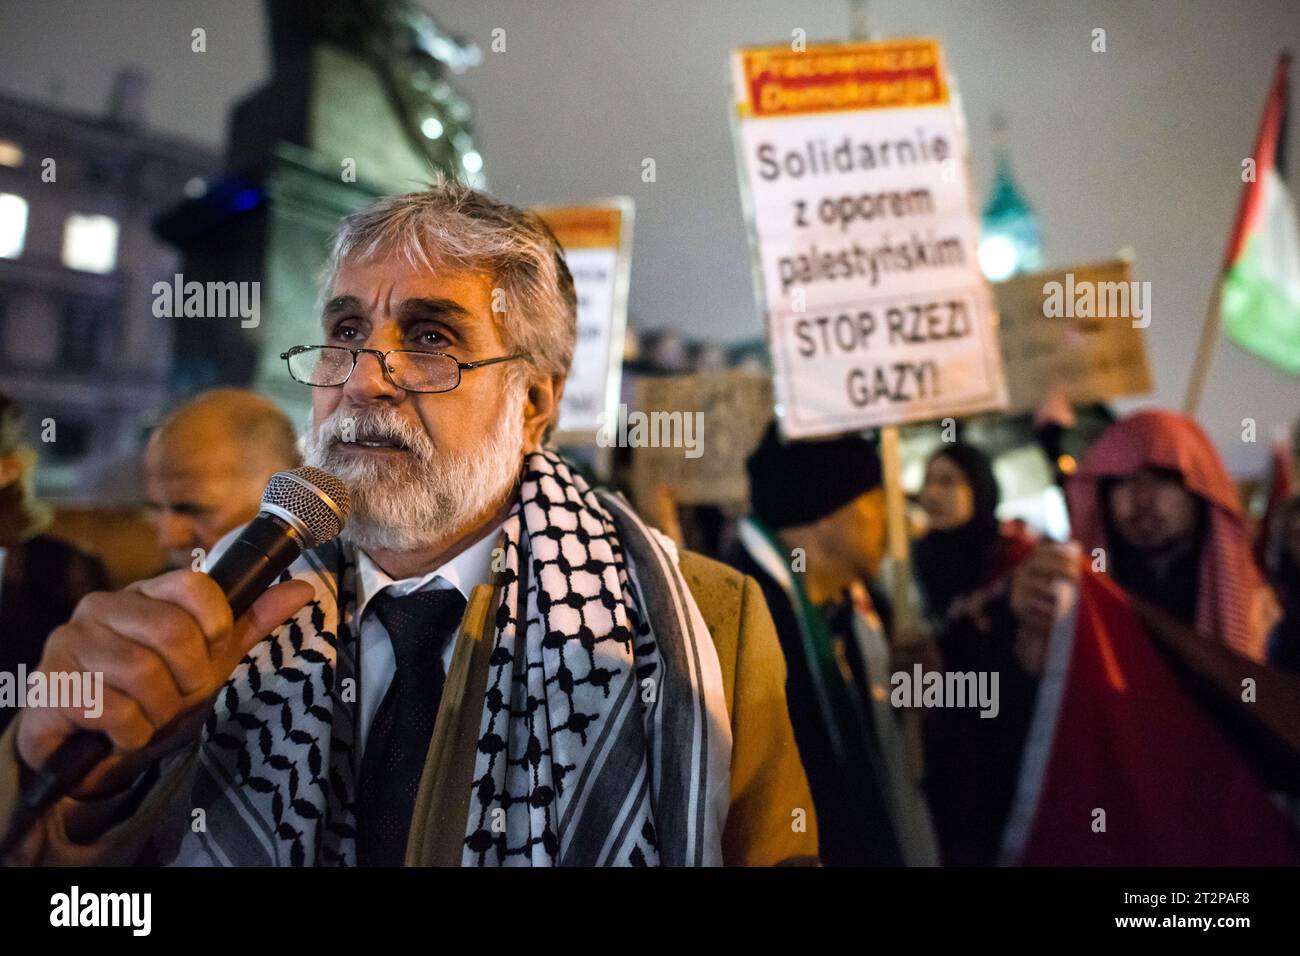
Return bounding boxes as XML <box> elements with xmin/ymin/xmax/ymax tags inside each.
<box><xmin>0</xmin><ymin>513</ymin><xmax>307</xmax><ymax>858</ymax></box>
<box><xmin>0</xmin><ymin>732</ymin><xmax>111</xmax><ymax>859</ymax></box>
<box><xmin>207</xmin><ymin>511</ymin><xmax>306</xmax><ymax>618</ymax></box>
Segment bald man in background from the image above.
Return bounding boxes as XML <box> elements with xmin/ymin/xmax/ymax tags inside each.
<box><xmin>143</xmin><ymin>389</ymin><xmax>300</xmax><ymax>570</ymax></box>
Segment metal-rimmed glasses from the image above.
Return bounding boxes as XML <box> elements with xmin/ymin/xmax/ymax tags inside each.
<box><xmin>280</xmin><ymin>345</ymin><xmax>526</xmax><ymax>393</ymax></box>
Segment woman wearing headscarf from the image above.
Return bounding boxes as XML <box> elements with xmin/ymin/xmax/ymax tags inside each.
<box><xmin>912</xmin><ymin>443</ymin><xmax>1034</xmax><ymax>640</ymax></box>
<box><xmin>910</xmin><ymin>443</ymin><xmax>1038</xmax><ymax>866</ymax></box>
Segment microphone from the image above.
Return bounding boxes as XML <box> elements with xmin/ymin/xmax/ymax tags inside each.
<box><xmin>207</xmin><ymin>466</ymin><xmax>351</xmax><ymax>618</ymax></box>
<box><xmin>0</xmin><ymin>467</ymin><xmax>350</xmax><ymax>860</ymax></box>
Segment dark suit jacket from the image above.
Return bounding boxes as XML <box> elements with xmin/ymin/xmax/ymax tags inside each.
<box><xmin>728</xmin><ymin>545</ymin><xmax>904</xmax><ymax>866</ymax></box>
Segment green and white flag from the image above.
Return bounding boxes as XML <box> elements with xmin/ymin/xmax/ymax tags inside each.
<box><xmin>1221</xmin><ymin>52</ymin><xmax>1300</xmax><ymax>374</ymax></box>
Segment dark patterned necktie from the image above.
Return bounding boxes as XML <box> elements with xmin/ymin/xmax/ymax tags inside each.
<box><xmin>357</xmin><ymin>585</ymin><xmax>467</xmax><ymax>866</ymax></box>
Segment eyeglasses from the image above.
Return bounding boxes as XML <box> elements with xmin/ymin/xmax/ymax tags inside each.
<box><xmin>280</xmin><ymin>345</ymin><xmax>526</xmax><ymax>394</ymax></box>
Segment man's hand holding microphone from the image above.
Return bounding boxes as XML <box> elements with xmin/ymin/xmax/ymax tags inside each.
<box><xmin>0</xmin><ymin>466</ymin><xmax>348</xmax><ymax>861</ymax></box>
<box><xmin>16</xmin><ymin>572</ymin><xmax>314</xmax><ymax>800</ymax></box>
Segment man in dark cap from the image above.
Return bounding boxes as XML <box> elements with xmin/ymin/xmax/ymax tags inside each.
<box><xmin>729</xmin><ymin>420</ymin><xmax>915</xmax><ymax>866</ymax></box>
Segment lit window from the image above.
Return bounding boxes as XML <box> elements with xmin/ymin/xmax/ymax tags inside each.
<box><xmin>0</xmin><ymin>193</ymin><xmax>28</xmax><ymax>258</ymax></box>
<box><xmin>0</xmin><ymin>140</ymin><xmax>22</xmax><ymax>168</ymax></box>
<box><xmin>62</xmin><ymin>213</ymin><xmax>119</xmax><ymax>274</ymax></box>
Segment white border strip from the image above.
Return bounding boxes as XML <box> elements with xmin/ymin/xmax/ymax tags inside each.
<box><xmin>996</xmin><ymin>602</ymin><xmax>1079</xmax><ymax>866</ymax></box>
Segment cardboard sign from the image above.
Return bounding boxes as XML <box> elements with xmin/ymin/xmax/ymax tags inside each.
<box><xmin>730</xmin><ymin>38</ymin><xmax>1006</xmax><ymax>438</ymax></box>
<box><xmin>628</xmin><ymin>371</ymin><xmax>774</xmax><ymax>506</ymax></box>
<box><xmin>533</xmin><ymin>200</ymin><xmax>634</xmax><ymax>439</ymax></box>
<box><xmin>994</xmin><ymin>259</ymin><xmax>1153</xmax><ymax>413</ymax></box>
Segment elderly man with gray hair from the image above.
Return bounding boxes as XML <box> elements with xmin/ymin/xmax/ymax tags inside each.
<box><xmin>0</xmin><ymin>182</ymin><xmax>817</xmax><ymax>867</ymax></box>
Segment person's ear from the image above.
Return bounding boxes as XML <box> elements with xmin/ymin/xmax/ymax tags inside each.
<box><xmin>521</xmin><ymin>373</ymin><xmax>565</xmax><ymax>452</ymax></box>
<box><xmin>865</xmin><ymin>487</ymin><xmax>887</xmax><ymax>523</ymax></box>
<box><xmin>865</xmin><ymin>488</ymin><xmax>890</xmax><ymax>544</ymax></box>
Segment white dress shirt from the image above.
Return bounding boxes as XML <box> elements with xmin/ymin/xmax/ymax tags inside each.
<box><xmin>353</xmin><ymin>526</ymin><xmax>501</xmax><ymax>758</ymax></box>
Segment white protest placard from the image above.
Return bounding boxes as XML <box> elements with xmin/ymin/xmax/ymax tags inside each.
<box><xmin>730</xmin><ymin>38</ymin><xmax>1006</xmax><ymax>438</ymax></box>
<box><xmin>533</xmin><ymin>200</ymin><xmax>634</xmax><ymax>440</ymax></box>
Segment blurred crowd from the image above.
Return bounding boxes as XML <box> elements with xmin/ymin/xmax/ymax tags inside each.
<box><xmin>4</xmin><ymin>378</ymin><xmax>1298</xmax><ymax>865</ymax></box>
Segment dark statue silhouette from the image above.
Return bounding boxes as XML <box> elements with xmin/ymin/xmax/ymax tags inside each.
<box><xmin>266</xmin><ymin>0</ymin><xmax>481</xmax><ymax>179</ymax></box>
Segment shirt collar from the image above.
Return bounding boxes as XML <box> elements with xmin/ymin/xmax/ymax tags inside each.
<box><xmin>354</xmin><ymin>523</ymin><xmax>502</xmax><ymax>620</ymax></box>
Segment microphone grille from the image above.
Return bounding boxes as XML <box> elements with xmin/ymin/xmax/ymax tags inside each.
<box><xmin>262</xmin><ymin>466</ymin><xmax>351</xmax><ymax>548</ymax></box>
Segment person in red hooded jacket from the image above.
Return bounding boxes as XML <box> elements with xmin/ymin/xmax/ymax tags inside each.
<box><xmin>1066</xmin><ymin>409</ymin><xmax>1278</xmax><ymax>661</ymax></box>
<box><xmin>994</xmin><ymin>410</ymin><xmax>1299</xmax><ymax>866</ymax></box>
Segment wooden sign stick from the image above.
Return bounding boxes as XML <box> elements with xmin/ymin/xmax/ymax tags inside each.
<box><xmin>1183</xmin><ymin>273</ymin><xmax>1226</xmax><ymax>416</ymax></box>
<box><xmin>880</xmin><ymin>425</ymin><xmax>919</xmax><ymax>635</ymax></box>
<box><xmin>880</xmin><ymin>424</ymin><xmax>927</xmax><ymax>783</ymax></box>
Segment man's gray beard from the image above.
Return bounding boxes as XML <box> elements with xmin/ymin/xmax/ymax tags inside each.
<box><xmin>303</xmin><ymin>402</ymin><xmax>524</xmax><ymax>555</ymax></box>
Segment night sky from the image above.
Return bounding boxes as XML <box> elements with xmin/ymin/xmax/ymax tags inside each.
<box><xmin>2</xmin><ymin>0</ymin><xmax>1298</xmax><ymax>473</ymax></box>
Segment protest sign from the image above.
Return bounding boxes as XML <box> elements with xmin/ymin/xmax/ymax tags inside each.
<box><xmin>533</xmin><ymin>200</ymin><xmax>634</xmax><ymax>440</ymax></box>
<box><xmin>627</xmin><ymin>370</ymin><xmax>773</xmax><ymax>507</ymax></box>
<box><xmin>994</xmin><ymin>259</ymin><xmax>1153</xmax><ymax>413</ymax></box>
<box><xmin>730</xmin><ymin>38</ymin><xmax>1006</xmax><ymax>438</ymax></box>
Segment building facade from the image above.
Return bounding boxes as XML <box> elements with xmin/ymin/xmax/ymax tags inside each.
<box><xmin>0</xmin><ymin>70</ymin><xmax>219</xmax><ymax>503</ymax></box>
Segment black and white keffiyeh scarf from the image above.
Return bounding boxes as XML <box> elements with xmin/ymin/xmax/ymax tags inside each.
<box><xmin>173</xmin><ymin>451</ymin><xmax>730</xmax><ymax>866</ymax></box>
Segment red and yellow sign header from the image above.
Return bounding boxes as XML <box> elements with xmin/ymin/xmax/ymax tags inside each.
<box><xmin>736</xmin><ymin>38</ymin><xmax>948</xmax><ymax>118</ymax></box>
<box><xmin>533</xmin><ymin>205</ymin><xmax>625</xmax><ymax>250</ymax></box>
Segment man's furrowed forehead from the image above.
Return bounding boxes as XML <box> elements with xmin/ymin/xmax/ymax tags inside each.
<box><xmin>321</xmin><ymin>293</ymin><xmax>474</xmax><ymax>324</ymax></box>
<box><xmin>324</xmin><ymin>254</ymin><xmax>501</xmax><ymax>319</ymax></box>
<box><xmin>326</xmin><ymin>255</ymin><xmax>495</xmax><ymax>309</ymax></box>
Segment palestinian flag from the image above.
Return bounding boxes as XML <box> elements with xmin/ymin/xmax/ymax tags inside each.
<box><xmin>1221</xmin><ymin>52</ymin><xmax>1300</xmax><ymax>374</ymax></box>
<box><xmin>999</xmin><ymin>568</ymin><xmax>1300</xmax><ymax>866</ymax></box>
